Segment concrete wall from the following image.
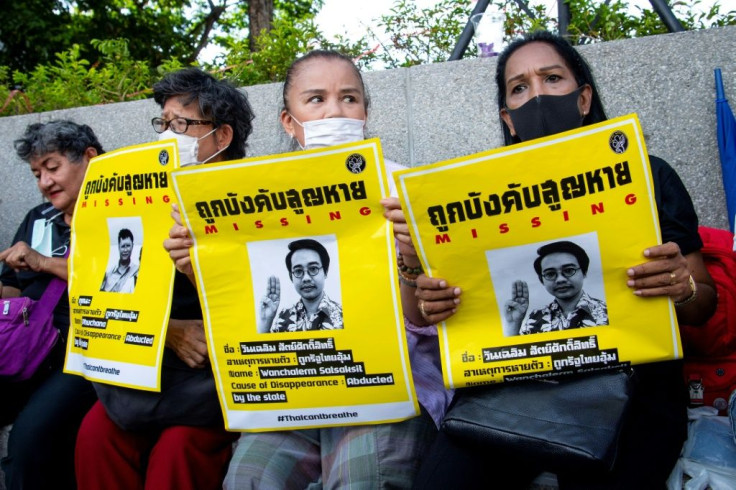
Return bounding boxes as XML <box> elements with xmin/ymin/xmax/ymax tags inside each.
<box><xmin>1</xmin><ymin>26</ymin><xmax>735</xmax><ymax>250</ymax></box>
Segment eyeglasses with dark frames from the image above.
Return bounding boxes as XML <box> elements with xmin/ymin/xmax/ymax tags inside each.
<box><xmin>541</xmin><ymin>266</ymin><xmax>580</xmax><ymax>281</ymax></box>
<box><xmin>291</xmin><ymin>265</ymin><xmax>323</xmax><ymax>279</ymax></box>
<box><xmin>151</xmin><ymin>117</ymin><xmax>213</xmax><ymax>135</ymax></box>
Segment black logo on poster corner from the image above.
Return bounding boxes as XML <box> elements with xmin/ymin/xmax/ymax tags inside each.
<box><xmin>345</xmin><ymin>153</ymin><xmax>366</xmax><ymax>174</ymax></box>
<box><xmin>158</xmin><ymin>149</ymin><xmax>170</xmax><ymax>166</ymax></box>
<box><xmin>609</xmin><ymin>131</ymin><xmax>628</xmax><ymax>154</ymax></box>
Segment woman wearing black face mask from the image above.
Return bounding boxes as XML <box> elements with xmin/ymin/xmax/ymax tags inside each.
<box><xmin>412</xmin><ymin>31</ymin><xmax>717</xmax><ymax>489</ymax></box>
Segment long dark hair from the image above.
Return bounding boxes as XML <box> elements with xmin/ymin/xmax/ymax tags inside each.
<box><xmin>495</xmin><ymin>31</ymin><xmax>608</xmax><ymax>146</ymax></box>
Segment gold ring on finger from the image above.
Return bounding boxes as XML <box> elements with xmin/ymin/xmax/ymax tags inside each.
<box><xmin>418</xmin><ymin>300</ymin><xmax>429</xmax><ymax>318</ymax></box>
<box><xmin>669</xmin><ymin>271</ymin><xmax>676</xmax><ymax>286</ymax></box>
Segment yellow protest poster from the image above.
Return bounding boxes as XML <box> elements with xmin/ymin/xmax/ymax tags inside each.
<box><xmin>395</xmin><ymin>114</ymin><xmax>680</xmax><ymax>389</ymax></box>
<box><xmin>172</xmin><ymin>138</ymin><xmax>419</xmax><ymax>431</ymax></box>
<box><xmin>65</xmin><ymin>141</ymin><xmax>179</xmax><ymax>390</ymax></box>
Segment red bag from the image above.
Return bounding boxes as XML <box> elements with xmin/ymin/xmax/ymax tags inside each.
<box><xmin>679</xmin><ymin>226</ymin><xmax>736</xmax><ymax>357</ymax></box>
<box><xmin>683</xmin><ymin>355</ymin><xmax>736</xmax><ymax>415</ymax></box>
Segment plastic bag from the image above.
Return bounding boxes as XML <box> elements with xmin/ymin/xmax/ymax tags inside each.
<box><xmin>667</xmin><ymin>412</ymin><xmax>736</xmax><ymax>490</ymax></box>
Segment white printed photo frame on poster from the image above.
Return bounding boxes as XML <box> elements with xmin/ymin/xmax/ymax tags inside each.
<box><xmin>486</xmin><ymin>232</ymin><xmax>608</xmax><ymax>337</ymax></box>
<box><xmin>248</xmin><ymin>234</ymin><xmax>343</xmax><ymax>334</ymax></box>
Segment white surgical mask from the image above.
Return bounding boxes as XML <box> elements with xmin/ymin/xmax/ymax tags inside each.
<box><xmin>31</xmin><ymin>214</ymin><xmax>59</xmax><ymax>256</ymax></box>
<box><xmin>158</xmin><ymin>128</ymin><xmax>226</xmax><ymax>166</ymax></box>
<box><xmin>290</xmin><ymin>116</ymin><xmax>365</xmax><ymax>150</ymax></box>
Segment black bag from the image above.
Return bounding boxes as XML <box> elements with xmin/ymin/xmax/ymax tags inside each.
<box><xmin>441</xmin><ymin>370</ymin><xmax>635</xmax><ymax>472</ymax></box>
<box><xmin>94</xmin><ymin>352</ymin><xmax>223</xmax><ymax>431</ymax></box>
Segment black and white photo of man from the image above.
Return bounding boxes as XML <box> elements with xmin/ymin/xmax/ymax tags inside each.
<box><xmin>503</xmin><ymin>240</ymin><xmax>608</xmax><ymax>336</ymax></box>
<box><xmin>257</xmin><ymin>238</ymin><xmax>343</xmax><ymax>333</ymax></box>
<box><xmin>100</xmin><ymin>228</ymin><xmax>139</xmax><ymax>293</ymax></box>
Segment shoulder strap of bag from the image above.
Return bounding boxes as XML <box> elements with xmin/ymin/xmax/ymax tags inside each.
<box><xmin>29</xmin><ymin>277</ymin><xmax>67</xmax><ymax>321</ymax></box>
<box><xmin>29</xmin><ymin>248</ymin><xmax>70</xmax><ymax>322</ymax></box>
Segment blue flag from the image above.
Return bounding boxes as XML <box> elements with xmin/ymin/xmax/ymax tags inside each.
<box><xmin>715</xmin><ymin>68</ymin><xmax>736</xmax><ymax>232</ymax></box>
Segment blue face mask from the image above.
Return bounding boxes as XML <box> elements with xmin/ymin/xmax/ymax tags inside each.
<box><xmin>506</xmin><ymin>86</ymin><xmax>585</xmax><ymax>142</ymax></box>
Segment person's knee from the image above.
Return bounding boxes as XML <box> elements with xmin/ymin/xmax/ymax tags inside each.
<box><xmin>159</xmin><ymin>425</ymin><xmax>237</xmax><ymax>453</ymax></box>
<box><xmin>225</xmin><ymin>432</ymin><xmax>320</xmax><ymax>489</ymax></box>
<box><xmin>7</xmin><ymin>412</ymin><xmax>55</xmax><ymax>457</ymax></box>
<box><xmin>323</xmin><ymin>417</ymin><xmax>437</xmax><ymax>488</ymax></box>
<box><xmin>76</xmin><ymin>403</ymin><xmax>114</xmax><ymax>449</ymax></box>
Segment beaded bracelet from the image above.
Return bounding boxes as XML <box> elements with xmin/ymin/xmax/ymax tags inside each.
<box><xmin>397</xmin><ymin>270</ymin><xmax>418</xmax><ymax>288</ymax></box>
<box><xmin>397</xmin><ymin>253</ymin><xmax>423</xmax><ymax>276</ymax></box>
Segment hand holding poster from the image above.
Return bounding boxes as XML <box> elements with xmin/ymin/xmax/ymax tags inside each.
<box><xmin>395</xmin><ymin>115</ymin><xmax>681</xmax><ymax>389</ymax></box>
<box><xmin>172</xmin><ymin>139</ymin><xmax>419</xmax><ymax>430</ymax></box>
<box><xmin>65</xmin><ymin>141</ymin><xmax>179</xmax><ymax>390</ymax></box>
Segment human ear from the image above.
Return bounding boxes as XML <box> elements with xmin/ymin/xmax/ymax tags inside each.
<box><xmin>280</xmin><ymin>110</ymin><xmax>295</xmax><ymax>137</ymax></box>
<box><xmin>79</xmin><ymin>146</ymin><xmax>98</xmax><ymax>170</ymax></box>
<box><xmin>216</xmin><ymin>124</ymin><xmax>234</xmax><ymax>149</ymax></box>
<box><xmin>578</xmin><ymin>84</ymin><xmax>593</xmax><ymax>117</ymax></box>
<box><xmin>84</xmin><ymin>146</ymin><xmax>98</xmax><ymax>161</ymax></box>
<box><xmin>500</xmin><ymin>108</ymin><xmax>516</xmax><ymax>137</ymax></box>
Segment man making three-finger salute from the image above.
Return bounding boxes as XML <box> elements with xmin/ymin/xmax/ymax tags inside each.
<box><xmin>503</xmin><ymin>240</ymin><xmax>608</xmax><ymax>336</ymax></box>
<box><xmin>258</xmin><ymin>238</ymin><xmax>343</xmax><ymax>333</ymax></box>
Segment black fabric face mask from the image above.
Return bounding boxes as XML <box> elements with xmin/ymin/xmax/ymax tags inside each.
<box><xmin>506</xmin><ymin>87</ymin><xmax>585</xmax><ymax>142</ymax></box>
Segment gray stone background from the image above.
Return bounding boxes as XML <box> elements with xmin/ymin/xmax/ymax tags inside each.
<box><xmin>0</xmin><ymin>26</ymin><xmax>735</xmax><ymax>251</ymax></box>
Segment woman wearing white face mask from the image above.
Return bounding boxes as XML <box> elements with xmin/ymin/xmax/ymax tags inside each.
<box><xmin>76</xmin><ymin>67</ymin><xmax>256</xmax><ymax>490</ymax></box>
<box><xmin>218</xmin><ymin>50</ymin><xmax>452</xmax><ymax>489</ymax></box>
<box><xmin>151</xmin><ymin>67</ymin><xmax>254</xmax><ymax>166</ymax></box>
<box><xmin>279</xmin><ymin>51</ymin><xmax>367</xmax><ymax>151</ymax></box>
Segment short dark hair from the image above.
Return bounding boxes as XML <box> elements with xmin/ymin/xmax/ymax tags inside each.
<box><xmin>118</xmin><ymin>228</ymin><xmax>134</xmax><ymax>243</ymax></box>
<box><xmin>285</xmin><ymin>239</ymin><xmax>330</xmax><ymax>280</ymax></box>
<box><xmin>153</xmin><ymin>67</ymin><xmax>255</xmax><ymax>160</ymax></box>
<box><xmin>495</xmin><ymin>30</ymin><xmax>608</xmax><ymax>146</ymax></box>
<box><xmin>14</xmin><ymin>120</ymin><xmax>104</xmax><ymax>164</ymax></box>
<box><xmin>282</xmin><ymin>50</ymin><xmax>370</xmax><ymax>114</ymax></box>
<box><xmin>533</xmin><ymin>240</ymin><xmax>590</xmax><ymax>282</ymax></box>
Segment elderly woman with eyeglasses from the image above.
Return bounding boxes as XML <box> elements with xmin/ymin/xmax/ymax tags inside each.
<box><xmin>75</xmin><ymin>67</ymin><xmax>255</xmax><ymax>490</ymax></box>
